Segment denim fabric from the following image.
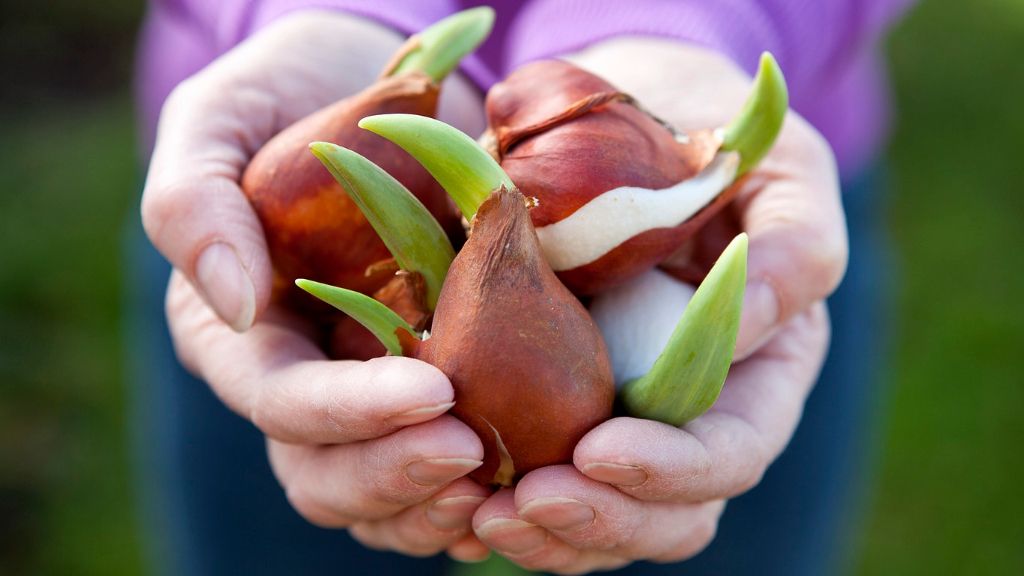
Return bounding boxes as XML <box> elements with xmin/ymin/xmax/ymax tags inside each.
<box><xmin>126</xmin><ymin>168</ymin><xmax>888</xmax><ymax>576</ymax></box>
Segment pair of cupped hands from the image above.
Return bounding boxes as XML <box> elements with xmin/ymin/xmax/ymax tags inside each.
<box><xmin>142</xmin><ymin>12</ymin><xmax>847</xmax><ymax>574</ymax></box>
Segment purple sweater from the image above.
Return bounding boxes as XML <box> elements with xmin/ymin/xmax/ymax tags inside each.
<box><xmin>137</xmin><ymin>0</ymin><xmax>911</xmax><ymax>177</ymax></box>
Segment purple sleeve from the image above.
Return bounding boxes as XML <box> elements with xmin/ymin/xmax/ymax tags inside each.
<box><xmin>502</xmin><ymin>0</ymin><xmax>913</xmax><ymax>175</ymax></box>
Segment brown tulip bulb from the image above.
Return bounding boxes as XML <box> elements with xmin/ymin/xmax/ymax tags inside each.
<box><xmin>242</xmin><ymin>73</ymin><xmax>456</xmax><ymax>309</ymax></box>
<box><xmin>414</xmin><ymin>187</ymin><xmax>615</xmax><ymax>486</ymax></box>
<box><xmin>483</xmin><ymin>60</ymin><xmax>745</xmax><ymax>295</ymax></box>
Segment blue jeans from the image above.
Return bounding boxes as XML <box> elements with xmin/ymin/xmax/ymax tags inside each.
<box><xmin>126</xmin><ymin>168</ymin><xmax>889</xmax><ymax>575</ymax></box>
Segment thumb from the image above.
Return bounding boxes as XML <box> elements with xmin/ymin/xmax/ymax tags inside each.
<box><xmin>141</xmin><ymin>73</ymin><xmax>276</xmax><ymax>331</ymax></box>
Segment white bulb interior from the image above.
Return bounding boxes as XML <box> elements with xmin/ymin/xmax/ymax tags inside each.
<box><xmin>589</xmin><ymin>268</ymin><xmax>696</xmax><ymax>388</ymax></box>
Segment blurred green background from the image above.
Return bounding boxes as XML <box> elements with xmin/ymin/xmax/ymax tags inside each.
<box><xmin>0</xmin><ymin>0</ymin><xmax>1021</xmax><ymax>574</ymax></box>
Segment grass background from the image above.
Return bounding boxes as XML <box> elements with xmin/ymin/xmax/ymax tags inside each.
<box><xmin>0</xmin><ymin>0</ymin><xmax>1021</xmax><ymax>574</ymax></box>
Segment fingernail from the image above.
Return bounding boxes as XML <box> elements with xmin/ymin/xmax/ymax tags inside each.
<box><xmin>734</xmin><ymin>279</ymin><xmax>779</xmax><ymax>360</ymax></box>
<box><xmin>427</xmin><ymin>495</ymin><xmax>487</xmax><ymax>530</ymax></box>
<box><xmin>519</xmin><ymin>497</ymin><xmax>595</xmax><ymax>531</ymax></box>
<box><xmin>406</xmin><ymin>458</ymin><xmax>482</xmax><ymax>486</ymax></box>
<box><xmin>476</xmin><ymin>518</ymin><xmax>549</xmax><ymax>555</ymax></box>
<box><xmin>386</xmin><ymin>401</ymin><xmax>455</xmax><ymax>427</ymax></box>
<box><xmin>195</xmin><ymin>242</ymin><xmax>256</xmax><ymax>332</ymax></box>
<box><xmin>581</xmin><ymin>462</ymin><xmax>648</xmax><ymax>486</ymax></box>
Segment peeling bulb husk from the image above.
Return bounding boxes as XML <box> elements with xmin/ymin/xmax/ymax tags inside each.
<box><xmin>482</xmin><ymin>60</ymin><xmax>734</xmax><ymax>294</ymax></box>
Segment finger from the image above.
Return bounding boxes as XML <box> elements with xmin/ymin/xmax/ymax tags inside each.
<box><xmin>140</xmin><ymin>13</ymin><xmax>410</xmax><ymax>331</ymax></box>
<box><xmin>733</xmin><ymin>114</ymin><xmax>847</xmax><ymax>358</ymax></box>
<box><xmin>515</xmin><ymin>465</ymin><xmax>723</xmax><ymax>563</ymax></box>
<box><xmin>167</xmin><ymin>271</ymin><xmax>456</xmax><ymax>443</ymax></box>
<box><xmin>270</xmin><ymin>415</ymin><xmax>484</xmax><ymax>528</ymax></box>
<box><xmin>473</xmin><ymin>490</ymin><xmax>629</xmax><ymax>574</ymax></box>
<box><xmin>141</xmin><ymin>65</ymin><xmax>277</xmax><ymax>331</ymax></box>
<box><xmin>346</xmin><ymin>478</ymin><xmax>490</xmax><ymax>557</ymax></box>
<box><xmin>577</xmin><ymin>303</ymin><xmax>831</xmax><ymax>502</ymax></box>
<box><xmin>446</xmin><ymin>534</ymin><xmax>491</xmax><ymax>563</ymax></box>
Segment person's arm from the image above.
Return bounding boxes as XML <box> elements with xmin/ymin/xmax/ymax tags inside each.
<box><xmin>140</xmin><ymin>10</ymin><xmax>489</xmax><ymax>560</ymax></box>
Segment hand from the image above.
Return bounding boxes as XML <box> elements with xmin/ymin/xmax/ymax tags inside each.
<box><xmin>470</xmin><ymin>304</ymin><xmax>829</xmax><ymax>573</ymax></box>
<box><xmin>144</xmin><ymin>12</ymin><xmax>488</xmax><ymax>558</ymax></box>
<box><xmin>467</xmin><ymin>39</ymin><xmax>847</xmax><ymax>572</ymax></box>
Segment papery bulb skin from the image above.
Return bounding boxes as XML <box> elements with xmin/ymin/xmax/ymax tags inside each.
<box><xmin>484</xmin><ymin>60</ymin><xmax>741</xmax><ymax>295</ymax></box>
<box><xmin>416</xmin><ymin>187</ymin><xmax>615</xmax><ymax>486</ymax></box>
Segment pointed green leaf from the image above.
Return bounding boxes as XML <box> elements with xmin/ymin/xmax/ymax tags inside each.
<box><xmin>359</xmin><ymin>114</ymin><xmax>515</xmax><ymax>220</ymax></box>
<box><xmin>295</xmin><ymin>279</ymin><xmax>419</xmax><ymax>356</ymax></box>
<box><xmin>309</xmin><ymin>142</ymin><xmax>454</xmax><ymax>308</ymax></box>
<box><xmin>720</xmin><ymin>52</ymin><xmax>788</xmax><ymax>176</ymax></box>
<box><xmin>388</xmin><ymin>7</ymin><xmax>495</xmax><ymax>83</ymax></box>
<box><xmin>622</xmin><ymin>233</ymin><xmax>748</xmax><ymax>425</ymax></box>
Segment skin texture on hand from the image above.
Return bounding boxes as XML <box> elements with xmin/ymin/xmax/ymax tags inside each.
<box><xmin>145</xmin><ymin>12</ymin><xmax>489</xmax><ymax>558</ymax></box>
<box><xmin>464</xmin><ymin>39</ymin><xmax>848</xmax><ymax>573</ymax></box>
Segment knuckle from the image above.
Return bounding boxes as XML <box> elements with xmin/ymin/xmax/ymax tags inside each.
<box><xmin>352</xmin><ymin>519</ymin><xmax>459</xmax><ymax>558</ymax></box>
<box><xmin>800</xmin><ymin>224</ymin><xmax>848</xmax><ymax>298</ymax></box>
<box><xmin>549</xmin><ymin>564</ymin><xmax>600</xmax><ymax>576</ymax></box>
<box><xmin>392</xmin><ymin>529</ymin><xmax>454</xmax><ymax>558</ymax></box>
<box><xmin>735</xmin><ymin>463</ymin><xmax>767</xmax><ymax>495</ymax></box>
<box><xmin>733</xmin><ymin>429</ymin><xmax>770</xmax><ymax>496</ymax></box>
<box><xmin>247</xmin><ymin>386</ymin><xmax>277</xmax><ymax>439</ymax></box>
<box><xmin>312</xmin><ymin>377</ymin><xmax>364</xmax><ymax>440</ymax></box>
<box><xmin>347</xmin><ymin>524</ymin><xmax>389</xmax><ymax>551</ymax></box>
<box><xmin>162</xmin><ymin>75</ymin><xmax>202</xmax><ymax>118</ymax></box>
<box><xmin>695</xmin><ymin>413</ymin><xmax>768</xmax><ymax>499</ymax></box>
<box><xmin>665</xmin><ymin>441</ymin><xmax>714</xmax><ymax>498</ymax></box>
<box><xmin>140</xmin><ymin>178</ymin><xmax>180</xmax><ymax>241</ymax></box>
<box><xmin>733</xmin><ymin>442</ymin><xmax>769</xmax><ymax>495</ymax></box>
<box><xmin>141</xmin><ymin>178</ymin><xmax>208</xmax><ymax>250</ymax></box>
<box><xmin>687</xmin><ymin>516</ymin><xmax>720</xmax><ymax>556</ymax></box>
<box><xmin>511</xmin><ymin>554</ymin><xmax>575</xmax><ymax>574</ymax></box>
<box><xmin>358</xmin><ymin>444</ymin><xmax>422</xmax><ymax>509</ymax></box>
<box><xmin>767</xmin><ymin>221</ymin><xmax>847</xmax><ymax>309</ymax></box>
<box><xmin>492</xmin><ymin>539</ymin><xmax>577</xmax><ymax>573</ymax></box>
<box><xmin>285</xmin><ymin>484</ymin><xmax>351</xmax><ymax>529</ymax></box>
<box><xmin>652</xmin><ymin>517</ymin><xmax>719</xmax><ymax>564</ymax></box>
